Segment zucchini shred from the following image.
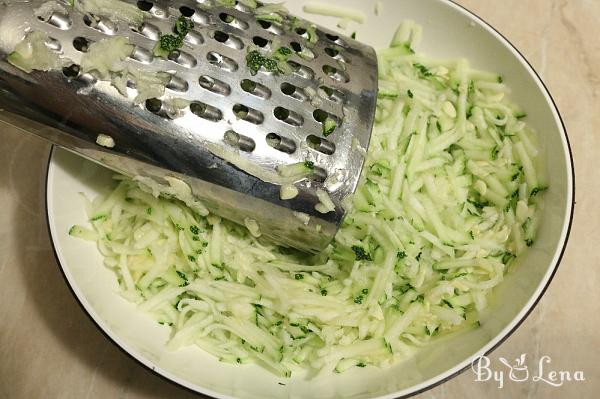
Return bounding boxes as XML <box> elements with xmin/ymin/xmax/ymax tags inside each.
<box><xmin>69</xmin><ymin>22</ymin><xmax>546</xmax><ymax>378</ymax></box>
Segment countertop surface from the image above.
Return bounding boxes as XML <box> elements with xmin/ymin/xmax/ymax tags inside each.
<box><xmin>1</xmin><ymin>0</ymin><xmax>598</xmax><ymax>398</ymax></box>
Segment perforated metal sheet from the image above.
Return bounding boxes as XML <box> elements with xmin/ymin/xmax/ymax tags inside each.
<box><xmin>0</xmin><ymin>0</ymin><xmax>378</xmax><ymax>252</ymax></box>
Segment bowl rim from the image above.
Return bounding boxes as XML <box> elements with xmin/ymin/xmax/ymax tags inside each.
<box><xmin>44</xmin><ymin>0</ymin><xmax>576</xmax><ymax>397</ymax></box>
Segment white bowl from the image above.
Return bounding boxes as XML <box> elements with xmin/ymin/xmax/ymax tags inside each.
<box><xmin>46</xmin><ymin>0</ymin><xmax>575</xmax><ymax>398</ymax></box>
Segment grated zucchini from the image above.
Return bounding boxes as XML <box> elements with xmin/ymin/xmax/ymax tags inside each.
<box><xmin>72</xmin><ymin>22</ymin><xmax>546</xmax><ymax>377</ymax></box>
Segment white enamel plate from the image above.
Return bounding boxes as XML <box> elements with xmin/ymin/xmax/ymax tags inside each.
<box><xmin>46</xmin><ymin>1</ymin><xmax>574</xmax><ymax>398</ymax></box>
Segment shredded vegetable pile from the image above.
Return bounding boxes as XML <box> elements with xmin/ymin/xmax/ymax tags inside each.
<box><xmin>70</xmin><ymin>22</ymin><xmax>546</xmax><ymax>377</ymax></box>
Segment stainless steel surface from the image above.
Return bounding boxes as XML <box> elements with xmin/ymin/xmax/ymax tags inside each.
<box><xmin>0</xmin><ymin>0</ymin><xmax>378</xmax><ymax>252</ymax></box>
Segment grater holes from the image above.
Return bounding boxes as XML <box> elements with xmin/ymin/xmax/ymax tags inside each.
<box><xmin>319</xmin><ymin>85</ymin><xmax>345</xmax><ymax>103</ymax></box>
<box><xmin>233</xmin><ymin>104</ymin><xmax>264</xmax><ymax>125</ymax></box>
<box><xmin>190</xmin><ymin>9</ymin><xmax>211</xmax><ymax>26</ymax></box>
<box><xmin>184</xmin><ymin>31</ymin><xmax>204</xmax><ymax>45</ymax></box>
<box><xmin>78</xmin><ymin>72</ymin><xmax>98</xmax><ymax>85</ymax></box>
<box><xmin>240</xmin><ymin>79</ymin><xmax>271</xmax><ymax>99</ymax></box>
<box><xmin>131</xmin><ymin>22</ymin><xmax>161</xmax><ymax>41</ymax></box>
<box><xmin>295</xmin><ymin>27</ymin><xmax>308</xmax><ymax>37</ymax></box>
<box><xmin>257</xmin><ymin>20</ymin><xmax>284</xmax><ymax>35</ymax></box>
<box><xmin>257</xmin><ymin>20</ymin><xmax>271</xmax><ymax>29</ymax></box>
<box><xmin>269</xmin><ymin>24</ymin><xmax>285</xmax><ymax>35</ymax></box>
<box><xmin>287</xmin><ymin>61</ymin><xmax>315</xmax><ymax>80</ymax></box>
<box><xmin>274</xmin><ymin>107</ymin><xmax>303</xmax><ymax>127</ymax></box>
<box><xmin>136</xmin><ymin>1</ymin><xmax>153</xmax><ymax>11</ymax></box>
<box><xmin>219</xmin><ymin>13</ymin><xmax>249</xmax><ymax>30</ymax></box>
<box><xmin>168</xmin><ymin>50</ymin><xmax>197</xmax><ymax>68</ymax></box>
<box><xmin>214</xmin><ymin>31</ymin><xmax>228</xmax><ymax>42</ymax></box>
<box><xmin>252</xmin><ymin>36</ymin><xmax>270</xmax><ymax>48</ymax></box>
<box><xmin>224</xmin><ymin>130</ymin><xmax>255</xmax><ymax>152</ymax></box>
<box><xmin>324</xmin><ymin>48</ymin><xmax>338</xmax><ymax>57</ymax></box>
<box><xmin>322</xmin><ymin>65</ymin><xmax>350</xmax><ymax>83</ymax></box>
<box><xmin>199</xmin><ymin>75</ymin><xmax>231</xmax><ymax>96</ymax></box>
<box><xmin>325</xmin><ymin>47</ymin><xmax>349</xmax><ymax>63</ymax></box>
<box><xmin>73</xmin><ymin>37</ymin><xmax>92</xmax><ymax>52</ymax></box>
<box><xmin>325</xmin><ymin>33</ymin><xmax>346</xmax><ymax>47</ymax></box>
<box><xmin>179</xmin><ymin>5</ymin><xmax>195</xmax><ymax>17</ymax></box>
<box><xmin>62</xmin><ymin>64</ymin><xmax>81</xmax><ymax>79</ymax></box>
<box><xmin>312</xmin><ymin>109</ymin><xmax>328</xmax><ymax>123</ymax></box>
<box><xmin>83</xmin><ymin>14</ymin><xmax>117</xmax><ymax>35</ymax></box>
<box><xmin>167</xmin><ymin>75</ymin><xmax>189</xmax><ymax>92</ymax></box>
<box><xmin>290</xmin><ymin>42</ymin><xmax>301</xmax><ymax>52</ymax></box>
<box><xmin>234</xmin><ymin>1</ymin><xmax>253</xmax><ymax>13</ymax></box>
<box><xmin>190</xmin><ymin>102</ymin><xmax>222</xmax><ymax>122</ymax></box>
<box><xmin>290</xmin><ymin>42</ymin><xmax>315</xmax><ymax>60</ymax></box>
<box><xmin>207</xmin><ymin>52</ymin><xmax>238</xmax><ymax>72</ymax></box>
<box><xmin>44</xmin><ymin>37</ymin><xmax>62</xmax><ymax>52</ymax></box>
<box><xmin>307</xmin><ymin>135</ymin><xmax>336</xmax><ymax>155</ymax></box>
<box><xmin>137</xmin><ymin>0</ymin><xmax>168</xmax><ymax>18</ymax></box>
<box><xmin>313</xmin><ymin>109</ymin><xmax>341</xmax><ymax>136</ymax></box>
<box><xmin>266</xmin><ymin>133</ymin><xmax>296</xmax><ymax>154</ymax></box>
<box><xmin>213</xmin><ymin>31</ymin><xmax>244</xmax><ymax>50</ymax></box>
<box><xmin>280</xmin><ymin>83</ymin><xmax>295</xmax><ymax>96</ymax></box>
<box><xmin>219</xmin><ymin>12</ymin><xmax>234</xmax><ymax>23</ymax></box>
<box><xmin>145</xmin><ymin>98</ymin><xmax>171</xmax><ymax>118</ymax></box>
<box><xmin>146</xmin><ymin>98</ymin><xmax>162</xmax><ymax>112</ymax></box>
<box><xmin>38</xmin><ymin>13</ymin><xmax>71</xmax><ymax>30</ymax></box>
<box><xmin>280</xmin><ymin>83</ymin><xmax>308</xmax><ymax>102</ymax></box>
<box><xmin>130</xmin><ymin>46</ymin><xmax>154</xmax><ymax>64</ymax></box>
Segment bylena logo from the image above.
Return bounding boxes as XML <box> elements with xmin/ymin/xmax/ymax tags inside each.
<box><xmin>471</xmin><ymin>354</ymin><xmax>585</xmax><ymax>389</ymax></box>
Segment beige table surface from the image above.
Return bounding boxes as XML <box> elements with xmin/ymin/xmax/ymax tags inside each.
<box><xmin>0</xmin><ymin>0</ymin><xmax>598</xmax><ymax>398</ymax></box>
